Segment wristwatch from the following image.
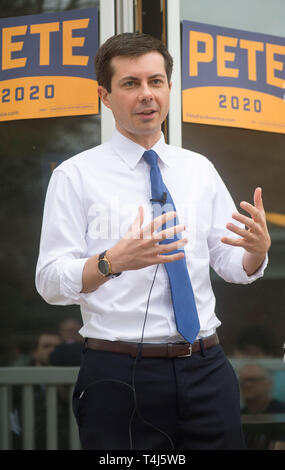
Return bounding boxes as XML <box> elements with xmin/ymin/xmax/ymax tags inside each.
<box><xmin>98</xmin><ymin>250</ymin><xmax>121</xmax><ymax>278</ymax></box>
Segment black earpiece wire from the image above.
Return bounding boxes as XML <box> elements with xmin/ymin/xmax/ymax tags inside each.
<box><xmin>79</xmin><ymin>264</ymin><xmax>175</xmax><ymax>450</ymax></box>
<box><xmin>128</xmin><ymin>264</ymin><xmax>175</xmax><ymax>450</ymax></box>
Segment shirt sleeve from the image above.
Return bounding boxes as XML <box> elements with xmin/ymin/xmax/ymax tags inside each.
<box><xmin>208</xmin><ymin>163</ymin><xmax>268</xmax><ymax>284</ymax></box>
<box><xmin>35</xmin><ymin>167</ymin><xmax>89</xmax><ymax>305</ymax></box>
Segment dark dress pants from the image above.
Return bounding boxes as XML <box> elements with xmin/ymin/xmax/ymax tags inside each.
<box><xmin>72</xmin><ymin>343</ymin><xmax>245</xmax><ymax>450</ymax></box>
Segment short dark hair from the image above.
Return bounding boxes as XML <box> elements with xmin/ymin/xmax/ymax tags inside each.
<box><xmin>94</xmin><ymin>32</ymin><xmax>173</xmax><ymax>92</ymax></box>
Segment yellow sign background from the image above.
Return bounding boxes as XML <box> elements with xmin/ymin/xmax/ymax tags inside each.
<box><xmin>0</xmin><ymin>76</ymin><xmax>98</xmax><ymax>121</ymax></box>
<box><xmin>0</xmin><ymin>8</ymin><xmax>99</xmax><ymax>121</ymax></box>
<box><xmin>182</xmin><ymin>21</ymin><xmax>285</xmax><ymax>134</ymax></box>
<box><xmin>183</xmin><ymin>86</ymin><xmax>285</xmax><ymax>134</ymax></box>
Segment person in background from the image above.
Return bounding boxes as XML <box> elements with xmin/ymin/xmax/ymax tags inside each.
<box><xmin>240</xmin><ymin>364</ymin><xmax>285</xmax><ymax>414</ymax></box>
<box><xmin>240</xmin><ymin>364</ymin><xmax>285</xmax><ymax>450</ymax></box>
<box><xmin>234</xmin><ymin>325</ymin><xmax>285</xmax><ymax>404</ymax></box>
<box><xmin>58</xmin><ymin>318</ymin><xmax>83</xmax><ymax>344</ymax></box>
<box><xmin>11</xmin><ymin>331</ymin><xmax>61</xmax><ymax>449</ymax></box>
<box><xmin>50</xmin><ymin>318</ymin><xmax>84</xmax><ymax>366</ymax></box>
<box><xmin>31</xmin><ymin>332</ymin><xmax>61</xmax><ymax>366</ymax></box>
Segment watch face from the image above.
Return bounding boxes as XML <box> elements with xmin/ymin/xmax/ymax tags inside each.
<box><xmin>98</xmin><ymin>259</ymin><xmax>109</xmax><ymax>276</ymax></box>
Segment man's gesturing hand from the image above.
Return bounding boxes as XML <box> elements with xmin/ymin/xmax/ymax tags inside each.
<box><xmin>81</xmin><ymin>206</ymin><xmax>188</xmax><ymax>293</ymax></box>
<box><xmin>221</xmin><ymin>187</ymin><xmax>271</xmax><ymax>275</ymax></box>
<box><xmin>107</xmin><ymin>206</ymin><xmax>188</xmax><ymax>273</ymax></box>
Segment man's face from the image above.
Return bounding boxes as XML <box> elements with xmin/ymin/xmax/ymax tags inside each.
<box><xmin>33</xmin><ymin>334</ymin><xmax>60</xmax><ymax>366</ymax></box>
<box><xmin>98</xmin><ymin>51</ymin><xmax>171</xmax><ymax>147</ymax></box>
<box><xmin>239</xmin><ymin>365</ymin><xmax>271</xmax><ymax>402</ymax></box>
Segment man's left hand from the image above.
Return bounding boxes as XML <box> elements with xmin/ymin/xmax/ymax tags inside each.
<box><xmin>221</xmin><ymin>187</ymin><xmax>271</xmax><ymax>273</ymax></box>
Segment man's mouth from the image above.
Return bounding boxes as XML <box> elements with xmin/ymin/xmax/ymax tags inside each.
<box><xmin>136</xmin><ymin>109</ymin><xmax>157</xmax><ymax>117</ymax></box>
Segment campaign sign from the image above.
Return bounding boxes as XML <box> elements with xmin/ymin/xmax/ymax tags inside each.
<box><xmin>182</xmin><ymin>20</ymin><xmax>285</xmax><ymax>134</ymax></box>
<box><xmin>0</xmin><ymin>8</ymin><xmax>98</xmax><ymax>121</ymax></box>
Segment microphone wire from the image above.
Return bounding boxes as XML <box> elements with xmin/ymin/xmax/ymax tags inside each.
<box><xmin>128</xmin><ymin>263</ymin><xmax>175</xmax><ymax>450</ymax></box>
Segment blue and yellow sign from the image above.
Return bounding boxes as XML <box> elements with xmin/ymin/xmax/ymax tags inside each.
<box><xmin>182</xmin><ymin>21</ymin><xmax>285</xmax><ymax>134</ymax></box>
<box><xmin>0</xmin><ymin>8</ymin><xmax>98</xmax><ymax>121</ymax></box>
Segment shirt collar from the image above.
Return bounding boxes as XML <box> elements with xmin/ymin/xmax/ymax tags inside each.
<box><xmin>110</xmin><ymin>128</ymin><xmax>170</xmax><ymax>170</ymax></box>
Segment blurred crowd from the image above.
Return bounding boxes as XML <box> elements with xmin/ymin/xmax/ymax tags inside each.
<box><xmin>9</xmin><ymin>317</ymin><xmax>84</xmax><ymax>450</ymax></box>
<box><xmin>10</xmin><ymin>317</ymin><xmax>84</xmax><ymax>368</ymax></box>
<box><xmin>231</xmin><ymin>325</ymin><xmax>285</xmax><ymax>450</ymax></box>
<box><xmin>7</xmin><ymin>322</ymin><xmax>285</xmax><ymax>450</ymax></box>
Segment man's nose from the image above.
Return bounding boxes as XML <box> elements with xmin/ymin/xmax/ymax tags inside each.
<box><xmin>138</xmin><ymin>84</ymin><xmax>153</xmax><ymax>102</ymax></box>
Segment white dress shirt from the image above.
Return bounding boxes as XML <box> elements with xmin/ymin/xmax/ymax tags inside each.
<box><xmin>36</xmin><ymin>129</ymin><xmax>267</xmax><ymax>343</ymax></box>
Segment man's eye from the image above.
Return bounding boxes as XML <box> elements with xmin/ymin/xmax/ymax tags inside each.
<box><xmin>124</xmin><ymin>81</ymin><xmax>135</xmax><ymax>87</ymax></box>
<box><xmin>152</xmin><ymin>79</ymin><xmax>163</xmax><ymax>85</ymax></box>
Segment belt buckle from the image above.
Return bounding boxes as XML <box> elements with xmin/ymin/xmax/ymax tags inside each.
<box><xmin>178</xmin><ymin>343</ymin><xmax>192</xmax><ymax>358</ymax></box>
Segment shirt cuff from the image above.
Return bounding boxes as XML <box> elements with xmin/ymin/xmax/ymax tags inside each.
<box><xmin>59</xmin><ymin>257</ymin><xmax>89</xmax><ymax>302</ymax></box>
<box><xmin>230</xmin><ymin>248</ymin><xmax>268</xmax><ymax>284</ymax></box>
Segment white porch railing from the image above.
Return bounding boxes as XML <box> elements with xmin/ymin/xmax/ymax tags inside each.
<box><xmin>0</xmin><ymin>367</ymin><xmax>80</xmax><ymax>450</ymax></box>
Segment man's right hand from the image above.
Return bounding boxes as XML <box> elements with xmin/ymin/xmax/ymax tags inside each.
<box><xmin>107</xmin><ymin>206</ymin><xmax>188</xmax><ymax>273</ymax></box>
<box><xmin>81</xmin><ymin>206</ymin><xmax>188</xmax><ymax>293</ymax></box>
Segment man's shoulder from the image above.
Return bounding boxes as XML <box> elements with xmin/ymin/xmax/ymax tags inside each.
<box><xmin>54</xmin><ymin>141</ymin><xmax>111</xmax><ymax>175</ymax></box>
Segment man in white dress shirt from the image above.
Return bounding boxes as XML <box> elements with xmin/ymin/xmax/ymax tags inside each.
<box><xmin>36</xmin><ymin>33</ymin><xmax>270</xmax><ymax>450</ymax></box>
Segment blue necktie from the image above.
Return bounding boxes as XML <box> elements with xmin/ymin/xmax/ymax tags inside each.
<box><xmin>143</xmin><ymin>149</ymin><xmax>200</xmax><ymax>344</ymax></box>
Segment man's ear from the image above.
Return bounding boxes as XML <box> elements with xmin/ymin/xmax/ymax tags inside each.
<box><xmin>98</xmin><ymin>86</ymin><xmax>111</xmax><ymax>109</ymax></box>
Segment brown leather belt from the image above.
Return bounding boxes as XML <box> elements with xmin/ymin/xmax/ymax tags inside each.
<box><xmin>86</xmin><ymin>333</ymin><xmax>219</xmax><ymax>358</ymax></box>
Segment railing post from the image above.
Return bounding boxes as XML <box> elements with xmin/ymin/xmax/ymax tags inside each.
<box><xmin>46</xmin><ymin>385</ymin><xmax>58</xmax><ymax>450</ymax></box>
<box><xmin>22</xmin><ymin>385</ymin><xmax>35</xmax><ymax>450</ymax></box>
<box><xmin>0</xmin><ymin>385</ymin><xmax>10</xmax><ymax>450</ymax></box>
